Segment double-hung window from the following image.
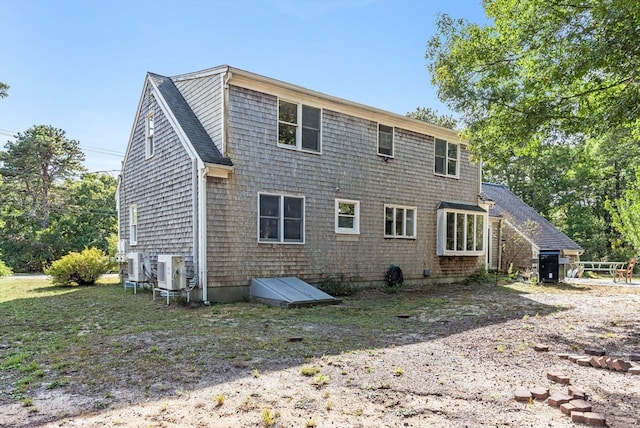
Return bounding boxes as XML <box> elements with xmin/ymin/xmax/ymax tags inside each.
<box><xmin>335</xmin><ymin>199</ymin><xmax>360</xmax><ymax>234</ymax></box>
<box><xmin>259</xmin><ymin>193</ymin><xmax>305</xmax><ymax>243</ymax></box>
<box><xmin>436</xmin><ymin>205</ymin><xmax>485</xmax><ymax>256</ymax></box>
<box><xmin>278</xmin><ymin>100</ymin><xmax>321</xmax><ymax>153</ymax></box>
<box><xmin>378</xmin><ymin>124</ymin><xmax>393</xmax><ymax>157</ymax></box>
<box><xmin>145</xmin><ymin>113</ymin><xmax>154</xmax><ymax>158</ymax></box>
<box><xmin>129</xmin><ymin>205</ymin><xmax>138</xmax><ymax>245</ymax></box>
<box><xmin>384</xmin><ymin>205</ymin><xmax>416</xmax><ymax>238</ymax></box>
<box><xmin>434</xmin><ymin>138</ymin><xmax>458</xmax><ymax>177</ymax></box>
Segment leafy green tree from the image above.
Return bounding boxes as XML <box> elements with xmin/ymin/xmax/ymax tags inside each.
<box><xmin>427</xmin><ymin>0</ymin><xmax>640</xmax><ymax>257</ymax></box>
<box><xmin>0</xmin><ymin>126</ymin><xmax>118</xmax><ymax>272</ymax></box>
<box><xmin>39</xmin><ymin>173</ymin><xmax>117</xmax><ymax>260</ymax></box>
<box><xmin>606</xmin><ymin>171</ymin><xmax>640</xmax><ymax>256</ymax></box>
<box><xmin>426</xmin><ymin>0</ymin><xmax>640</xmax><ymax>160</ymax></box>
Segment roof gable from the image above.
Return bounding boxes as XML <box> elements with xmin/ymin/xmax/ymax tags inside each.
<box><xmin>148</xmin><ymin>73</ymin><xmax>232</xmax><ymax>167</ymax></box>
<box><xmin>481</xmin><ymin>183</ymin><xmax>583</xmax><ymax>252</ymax></box>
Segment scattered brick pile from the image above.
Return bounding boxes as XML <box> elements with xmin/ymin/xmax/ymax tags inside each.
<box><xmin>557</xmin><ymin>348</ymin><xmax>640</xmax><ymax>374</ymax></box>
<box><xmin>514</xmin><ymin>346</ymin><xmax>640</xmax><ymax>426</ymax></box>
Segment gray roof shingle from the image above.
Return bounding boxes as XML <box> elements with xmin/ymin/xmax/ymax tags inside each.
<box><xmin>149</xmin><ymin>73</ymin><xmax>233</xmax><ymax>167</ymax></box>
<box><xmin>481</xmin><ymin>183</ymin><xmax>582</xmax><ymax>252</ymax></box>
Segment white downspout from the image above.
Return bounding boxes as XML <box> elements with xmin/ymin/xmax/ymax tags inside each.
<box><xmin>192</xmin><ymin>158</ymin><xmax>199</xmax><ymax>292</ymax></box>
<box><xmin>199</xmin><ymin>164</ymin><xmax>209</xmax><ymax>303</ymax></box>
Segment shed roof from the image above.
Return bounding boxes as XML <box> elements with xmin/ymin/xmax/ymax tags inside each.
<box><xmin>481</xmin><ymin>183</ymin><xmax>583</xmax><ymax>252</ymax></box>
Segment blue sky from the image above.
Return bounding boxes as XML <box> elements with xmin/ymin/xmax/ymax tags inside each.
<box><xmin>0</xmin><ymin>0</ymin><xmax>487</xmax><ymax>174</ymax></box>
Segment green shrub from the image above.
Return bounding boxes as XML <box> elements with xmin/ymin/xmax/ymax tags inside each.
<box><xmin>317</xmin><ymin>273</ymin><xmax>358</xmax><ymax>296</ymax></box>
<box><xmin>0</xmin><ymin>258</ymin><xmax>12</xmax><ymax>277</ymax></box>
<box><xmin>44</xmin><ymin>247</ymin><xmax>110</xmax><ymax>286</ymax></box>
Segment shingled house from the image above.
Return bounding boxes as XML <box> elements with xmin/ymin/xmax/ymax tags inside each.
<box><xmin>481</xmin><ymin>183</ymin><xmax>583</xmax><ymax>277</ymax></box>
<box><xmin>117</xmin><ymin>65</ymin><xmax>489</xmax><ymax>302</ymax></box>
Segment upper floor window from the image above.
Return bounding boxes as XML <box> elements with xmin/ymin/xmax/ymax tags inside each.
<box><xmin>435</xmin><ymin>138</ymin><xmax>458</xmax><ymax>177</ymax></box>
<box><xmin>378</xmin><ymin>124</ymin><xmax>393</xmax><ymax>157</ymax></box>
<box><xmin>145</xmin><ymin>113</ymin><xmax>155</xmax><ymax>158</ymax></box>
<box><xmin>129</xmin><ymin>205</ymin><xmax>138</xmax><ymax>245</ymax></box>
<box><xmin>259</xmin><ymin>193</ymin><xmax>305</xmax><ymax>243</ymax></box>
<box><xmin>436</xmin><ymin>206</ymin><xmax>485</xmax><ymax>256</ymax></box>
<box><xmin>384</xmin><ymin>205</ymin><xmax>416</xmax><ymax>238</ymax></box>
<box><xmin>335</xmin><ymin>199</ymin><xmax>360</xmax><ymax>234</ymax></box>
<box><xmin>278</xmin><ymin>100</ymin><xmax>321</xmax><ymax>153</ymax></box>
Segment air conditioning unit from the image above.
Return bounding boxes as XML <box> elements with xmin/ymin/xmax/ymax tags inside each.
<box><xmin>127</xmin><ymin>252</ymin><xmax>145</xmax><ymax>282</ymax></box>
<box><xmin>157</xmin><ymin>254</ymin><xmax>185</xmax><ymax>291</ymax></box>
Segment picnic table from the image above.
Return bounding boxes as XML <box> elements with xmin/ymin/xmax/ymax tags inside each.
<box><xmin>568</xmin><ymin>261</ymin><xmax>626</xmax><ymax>279</ymax></box>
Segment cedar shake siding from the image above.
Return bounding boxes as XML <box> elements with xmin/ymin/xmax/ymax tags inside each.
<box><xmin>118</xmin><ymin>66</ymin><xmax>486</xmax><ymax>302</ymax></box>
<box><xmin>119</xmin><ymin>82</ymin><xmax>196</xmax><ymax>266</ymax></box>
<box><xmin>203</xmin><ymin>84</ymin><xmax>481</xmax><ymax>296</ymax></box>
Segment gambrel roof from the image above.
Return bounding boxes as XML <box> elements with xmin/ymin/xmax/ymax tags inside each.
<box><xmin>481</xmin><ymin>182</ymin><xmax>583</xmax><ymax>252</ymax></box>
<box><xmin>148</xmin><ymin>72</ymin><xmax>233</xmax><ymax>167</ymax></box>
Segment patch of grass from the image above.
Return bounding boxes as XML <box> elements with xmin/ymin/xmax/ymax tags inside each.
<box><xmin>261</xmin><ymin>408</ymin><xmax>280</xmax><ymax>427</ymax></box>
<box><xmin>300</xmin><ymin>366</ymin><xmax>320</xmax><ymax>376</ymax></box>
<box><xmin>0</xmin><ymin>274</ymin><xmax>624</xmax><ymax>407</ymax></box>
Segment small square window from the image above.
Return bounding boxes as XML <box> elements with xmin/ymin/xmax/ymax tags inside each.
<box><xmin>335</xmin><ymin>199</ymin><xmax>360</xmax><ymax>234</ymax></box>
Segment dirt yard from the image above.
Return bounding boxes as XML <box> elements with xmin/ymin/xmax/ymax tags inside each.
<box><xmin>1</xmin><ymin>279</ymin><xmax>639</xmax><ymax>427</ymax></box>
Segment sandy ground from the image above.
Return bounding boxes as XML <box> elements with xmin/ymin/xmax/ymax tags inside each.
<box><xmin>2</xmin><ymin>280</ymin><xmax>639</xmax><ymax>428</ymax></box>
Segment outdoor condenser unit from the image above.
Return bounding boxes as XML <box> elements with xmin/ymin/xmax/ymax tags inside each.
<box><xmin>157</xmin><ymin>254</ymin><xmax>185</xmax><ymax>291</ymax></box>
<box><xmin>126</xmin><ymin>252</ymin><xmax>145</xmax><ymax>282</ymax></box>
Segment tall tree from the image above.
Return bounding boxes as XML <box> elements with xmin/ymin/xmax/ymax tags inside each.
<box><xmin>606</xmin><ymin>171</ymin><xmax>640</xmax><ymax>255</ymax></box>
<box><xmin>426</xmin><ymin>0</ymin><xmax>640</xmax><ymax>160</ymax></box>
<box><xmin>426</xmin><ymin>0</ymin><xmax>640</xmax><ymax>257</ymax></box>
<box><xmin>0</xmin><ymin>125</ymin><xmax>85</xmax><ymax>228</ymax></box>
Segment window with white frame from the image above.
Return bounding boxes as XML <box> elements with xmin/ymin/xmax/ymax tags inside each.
<box><xmin>378</xmin><ymin>124</ymin><xmax>393</xmax><ymax>157</ymax></box>
<box><xmin>384</xmin><ymin>205</ymin><xmax>416</xmax><ymax>238</ymax></box>
<box><xmin>437</xmin><ymin>208</ymin><xmax>485</xmax><ymax>256</ymax></box>
<box><xmin>145</xmin><ymin>113</ymin><xmax>154</xmax><ymax>158</ymax></box>
<box><xmin>259</xmin><ymin>193</ymin><xmax>305</xmax><ymax>243</ymax></box>
<box><xmin>278</xmin><ymin>100</ymin><xmax>321</xmax><ymax>153</ymax></box>
<box><xmin>434</xmin><ymin>138</ymin><xmax>458</xmax><ymax>177</ymax></box>
<box><xmin>335</xmin><ymin>199</ymin><xmax>360</xmax><ymax>234</ymax></box>
<box><xmin>129</xmin><ymin>205</ymin><xmax>138</xmax><ymax>245</ymax></box>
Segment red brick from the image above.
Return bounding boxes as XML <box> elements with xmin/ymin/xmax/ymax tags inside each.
<box><xmin>534</xmin><ymin>344</ymin><xmax>549</xmax><ymax>352</ymax></box>
<box><xmin>612</xmin><ymin>359</ymin><xmax>631</xmax><ymax>372</ymax></box>
<box><xmin>577</xmin><ymin>358</ymin><xmax>592</xmax><ymax>367</ymax></box>
<box><xmin>605</xmin><ymin>358</ymin><xmax>616</xmax><ymax>370</ymax></box>
<box><xmin>514</xmin><ymin>388</ymin><xmax>532</xmax><ymax>402</ymax></box>
<box><xmin>571</xmin><ymin>411</ymin><xmax>585</xmax><ymax>423</ymax></box>
<box><xmin>569</xmin><ymin>355</ymin><xmax>584</xmax><ymax>363</ymax></box>
<box><xmin>560</xmin><ymin>402</ymin><xmax>576</xmax><ymax>415</ymax></box>
<box><xmin>569</xmin><ymin>399</ymin><xmax>592</xmax><ymax>412</ymax></box>
<box><xmin>568</xmin><ymin>386</ymin><xmax>585</xmax><ymax>399</ymax></box>
<box><xmin>589</xmin><ymin>356</ymin><xmax>602</xmax><ymax>368</ymax></box>
<box><xmin>557</xmin><ymin>353</ymin><xmax>570</xmax><ymax>359</ymax></box>
<box><xmin>556</xmin><ymin>374</ymin><xmax>570</xmax><ymax>384</ymax></box>
<box><xmin>583</xmin><ymin>412</ymin><xmax>606</xmax><ymax>427</ymax></box>
<box><xmin>596</xmin><ymin>356</ymin><xmax>609</xmax><ymax>369</ymax></box>
<box><xmin>547</xmin><ymin>372</ymin><xmax>561</xmax><ymax>382</ymax></box>
<box><xmin>629</xmin><ymin>366</ymin><xmax>640</xmax><ymax>375</ymax></box>
<box><xmin>531</xmin><ymin>386</ymin><xmax>549</xmax><ymax>400</ymax></box>
<box><xmin>548</xmin><ymin>393</ymin><xmax>572</xmax><ymax>407</ymax></box>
